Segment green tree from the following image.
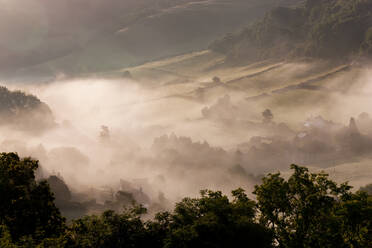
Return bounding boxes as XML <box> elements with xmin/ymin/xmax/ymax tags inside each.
<box><xmin>164</xmin><ymin>189</ymin><xmax>273</xmax><ymax>248</ymax></box>
<box><xmin>66</xmin><ymin>205</ymin><xmax>150</xmax><ymax>248</ymax></box>
<box><xmin>0</xmin><ymin>225</ymin><xmax>17</xmax><ymax>248</ymax></box>
<box><xmin>0</xmin><ymin>153</ymin><xmax>65</xmax><ymax>245</ymax></box>
<box><xmin>254</xmin><ymin>164</ymin><xmax>372</xmax><ymax>248</ymax></box>
<box><xmin>64</xmin><ymin>189</ymin><xmax>273</xmax><ymax>248</ymax></box>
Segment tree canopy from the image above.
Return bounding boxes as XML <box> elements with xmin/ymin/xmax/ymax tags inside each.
<box><xmin>254</xmin><ymin>164</ymin><xmax>372</xmax><ymax>248</ymax></box>
<box><xmin>0</xmin><ymin>152</ymin><xmax>371</xmax><ymax>247</ymax></box>
<box><xmin>0</xmin><ymin>153</ymin><xmax>65</xmax><ymax>245</ymax></box>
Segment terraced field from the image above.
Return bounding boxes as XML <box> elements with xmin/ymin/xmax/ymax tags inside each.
<box><xmin>115</xmin><ymin>50</ymin><xmax>372</xmax><ymax>187</ymax></box>
<box><xmin>121</xmin><ymin>50</ymin><xmax>369</xmax><ymax>123</ymax></box>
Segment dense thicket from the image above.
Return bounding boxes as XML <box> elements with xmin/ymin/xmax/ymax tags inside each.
<box><xmin>0</xmin><ymin>153</ymin><xmax>371</xmax><ymax>247</ymax></box>
<box><xmin>254</xmin><ymin>165</ymin><xmax>372</xmax><ymax>248</ymax></box>
<box><xmin>0</xmin><ymin>153</ymin><xmax>65</xmax><ymax>246</ymax></box>
<box><xmin>210</xmin><ymin>0</ymin><xmax>372</xmax><ymax>62</ymax></box>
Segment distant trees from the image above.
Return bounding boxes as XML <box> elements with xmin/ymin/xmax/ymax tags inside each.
<box><xmin>0</xmin><ymin>86</ymin><xmax>55</xmax><ymax>131</ymax></box>
<box><xmin>99</xmin><ymin>125</ymin><xmax>111</xmax><ymax>142</ymax></box>
<box><xmin>210</xmin><ymin>0</ymin><xmax>372</xmax><ymax>61</ymax></box>
<box><xmin>47</xmin><ymin>175</ymin><xmax>87</xmax><ymax>220</ymax></box>
<box><xmin>0</xmin><ymin>86</ymin><xmax>42</xmax><ymax>114</ymax></box>
<box><xmin>212</xmin><ymin>76</ymin><xmax>222</xmax><ymax>83</ymax></box>
<box><xmin>262</xmin><ymin>109</ymin><xmax>274</xmax><ymax>123</ymax></box>
<box><xmin>361</xmin><ymin>27</ymin><xmax>372</xmax><ymax>55</ymax></box>
<box><xmin>360</xmin><ymin>184</ymin><xmax>372</xmax><ymax>195</ymax></box>
<box><xmin>0</xmin><ymin>152</ymin><xmax>371</xmax><ymax>247</ymax></box>
<box><xmin>201</xmin><ymin>95</ymin><xmax>238</xmax><ymax>122</ymax></box>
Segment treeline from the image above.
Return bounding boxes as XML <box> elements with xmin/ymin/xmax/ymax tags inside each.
<box><xmin>0</xmin><ymin>86</ymin><xmax>55</xmax><ymax>131</ymax></box>
<box><xmin>210</xmin><ymin>0</ymin><xmax>372</xmax><ymax>62</ymax></box>
<box><xmin>0</xmin><ymin>152</ymin><xmax>371</xmax><ymax>248</ymax></box>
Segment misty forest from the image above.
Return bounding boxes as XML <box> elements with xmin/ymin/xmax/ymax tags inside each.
<box><xmin>0</xmin><ymin>0</ymin><xmax>371</xmax><ymax>247</ymax></box>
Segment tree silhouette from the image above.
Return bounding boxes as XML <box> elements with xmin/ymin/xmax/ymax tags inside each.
<box><xmin>0</xmin><ymin>153</ymin><xmax>65</xmax><ymax>244</ymax></box>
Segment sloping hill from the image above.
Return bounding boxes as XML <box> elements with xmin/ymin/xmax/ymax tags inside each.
<box><xmin>210</xmin><ymin>0</ymin><xmax>372</xmax><ymax>62</ymax></box>
<box><xmin>123</xmin><ymin>47</ymin><xmax>365</xmax><ymax>124</ymax></box>
<box><xmin>0</xmin><ymin>0</ymin><xmax>302</xmax><ymax>79</ymax></box>
<box><xmin>0</xmin><ymin>86</ymin><xmax>55</xmax><ymax>131</ymax></box>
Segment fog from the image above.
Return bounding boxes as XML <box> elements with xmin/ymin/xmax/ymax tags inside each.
<box><xmin>1</xmin><ymin>59</ymin><xmax>372</xmax><ymax>218</ymax></box>
<box><xmin>1</xmin><ymin>76</ymin><xmax>258</xmax><ymax>217</ymax></box>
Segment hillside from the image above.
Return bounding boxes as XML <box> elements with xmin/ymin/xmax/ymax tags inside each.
<box><xmin>210</xmin><ymin>0</ymin><xmax>372</xmax><ymax>62</ymax></box>
<box><xmin>107</xmin><ymin>48</ymin><xmax>372</xmax><ymax>186</ymax></box>
<box><xmin>0</xmin><ymin>86</ymin><xmax>55</xmax><ymax>131</ymax></box>
<box><xmin>0</xmin><ymin>0</ymin><xmax>301</xmax><ymax>79</ymax></box>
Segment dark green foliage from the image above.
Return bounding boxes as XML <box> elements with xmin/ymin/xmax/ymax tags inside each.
<box><xmin>0</xmin><ymin>153</ymin><xmax>65</xmax><ymax>245</ymax></box>
<box><xmin>0</xmin><ymin>225</ymin><xmax>17</xmax><ymax>248</ymax></box>
<box><xmin>62</xmin><ymin>190</ymin><xmax>272</xmax><ymax>248</ymax></box>
<box><xmin>65</xmin><ymin>206</ymin><xmax>149</xmax><ymax>248</ymax></box>
<box><xmin>0</xmin><ymin>152</ymin><xmax>371</xmax><ymax>247</ymax></box>
<box><xmin>164</xmin><ymin>189</ymin><xmax>273</xmax><ymax>248</ymax></box>
<box><xmin>210</xmin><ymin>0</ymin><xmax>372</xmax><ymax>61</ymax></box>
<box><xmin>305</xmin><ymin>0</ymin><xmax>372</xmax><ymax>58</ymax></box>
<box><xmin>254</xmin><ymin>165</ymin><xmax>372</xmax><ymax>248</ymax></box>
